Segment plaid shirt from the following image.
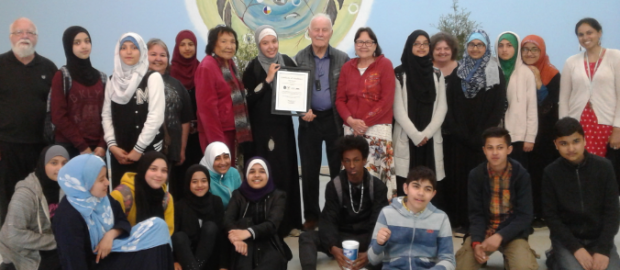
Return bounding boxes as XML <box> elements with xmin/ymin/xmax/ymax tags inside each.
<box><xmin>486</xmin><ymin>162</ymin><xmax>513</xmax><ymax>238</ymax></box>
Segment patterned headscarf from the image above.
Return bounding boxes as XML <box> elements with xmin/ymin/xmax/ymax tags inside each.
<box><xmin>457</xmin><ymin>30</ymin><xmax>500</xmax><ymax>98</ymax></box>
<box><xmin>58</xmin><ymin>154</ymin><xmax>171</xmax><ymax>252</ymax></box>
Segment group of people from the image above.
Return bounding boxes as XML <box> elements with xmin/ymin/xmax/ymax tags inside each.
<box><xmin>0</xmin><ymin>11</ymin><xmax>618</xmax><ymax>270</ymax></box>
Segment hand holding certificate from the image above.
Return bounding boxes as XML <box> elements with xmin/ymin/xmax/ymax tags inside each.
<box><xmin>271</xmin><ymin>67</ymin><xmax>312</xmax><ymax>115</ymax></box>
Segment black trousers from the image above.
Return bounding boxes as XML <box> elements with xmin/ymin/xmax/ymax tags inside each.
<box><xmin>0</xmin><ymin>142</ymin><xmax>45</xmax><ymax>226</ymax></box>
<box><xmin>509</xmin><ymin>142</ymin><xmax>529</xmax><ymax>169</ymax></box>
<box><xmin>298</xmin><ymin>230</ymin><xmax>379</xmax><ymax>270</ymax></box>
<box><xmin>298</xmin><ymin>110</ymin><xmax>341</xmax><ymax>221</ymax></box>
<box><xmin>607</xmin><ymin>146</ymin><xmax>620</xmax><ymax>192</ymax></box>
<box><xmin>109</xmin><ymin>153</ymin><xmax>138</xmax><ymax>189</ymax></box>
<box><xmin>172</xmin><ymin>221</ymin><xmax>218</xmax><ymax>270</ymax></box>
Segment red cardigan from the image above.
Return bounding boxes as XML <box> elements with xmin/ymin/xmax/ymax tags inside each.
<box><xmin>50</xmin><ymin>70</ymin><xmax>106</xmax><ymax>151</ymax></box>
<box><xmin>195</xmin><ymin>55</ymin><xmax>238</xmax><ymax>151</ymax></box>
<box><xmin>336</xmin><ymin>55</ymin><xmax>395</xmax><ymax>127</ymax></box>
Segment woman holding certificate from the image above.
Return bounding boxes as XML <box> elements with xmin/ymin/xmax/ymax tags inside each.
<box><xmin>335</xmin><ymin>27</ymin><xmax>396</xmax><ymax>199</ymax></box>
<box><xmin>241</xmin><ymin>25</ymin><xmax>301</xmax><ymax>236</ymax></box>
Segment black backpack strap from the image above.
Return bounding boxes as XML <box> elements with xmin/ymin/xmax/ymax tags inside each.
<box><xmin>59</xmin><ymin>66</ymin><xmax>72</xmax><ymax>95</ymax></box>
<box><xmin>368</xmin><ymin>172</ymin><xmax>374</xmax><ymax>201</ymax></box>
<box><xmin>333</xmin><ymin>176</ymin><xmax>343</xmax><ymax>206</ymax></box>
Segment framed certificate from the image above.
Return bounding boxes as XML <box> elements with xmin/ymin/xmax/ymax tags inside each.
<box><xmin>271</xmin><ymin>66</ymin><xmax>312</xmax><ymax>116</ymax></box>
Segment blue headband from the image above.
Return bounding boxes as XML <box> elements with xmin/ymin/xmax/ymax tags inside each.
<box><xmin>467</xmin><ymin>33</ymin><xmax>487</xmax><ymax>47</ymax></box>
<box><xmin>120</xmin><ymin>36</ymin><xmax>139</xmax><ymax>49</ymax></box>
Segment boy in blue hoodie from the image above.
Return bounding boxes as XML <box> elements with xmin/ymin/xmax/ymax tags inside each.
<box><xmin>368</xmin><ymin>166</ymin><xmax>455</xmax><ymax>270</ymax></box>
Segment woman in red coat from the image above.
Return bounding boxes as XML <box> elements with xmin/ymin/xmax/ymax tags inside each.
<box><xmin>195</xmin><ymin>26</ymin><xmax>252</xmax><ymax>164</ymax></box>
<box><xmin>335</xmin><ymin>27</ymin><xmax>396</xmax><ymax>199</ymax></box>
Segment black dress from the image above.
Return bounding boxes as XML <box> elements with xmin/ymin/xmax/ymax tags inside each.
<box><xmin>528</xmin><ymin>73</ymin><xmax>560</xmax><ymax>219</ymax></box>
<box><xmin>223</xmin><ymin>189</ymin><xmax>291</xmax><ymax>270</ymax></box>
<box><xmin>172</xmin><ymin>195</ymin><xmax>225</xmax><ymax>270</ymax></box>
<box><xmin>442</xmin><ymin>66</ymin><xmax>507</xmax><ymax>228</ymax></box>
<box><xmin>242</xmin><ymin>56</ymin><xmax>302</xmax><ymax>235</ymax></box>
<box><xmin>53</xmin><ymin>195</ymin><xmax>174</xmax><ymax>270</ymax></box>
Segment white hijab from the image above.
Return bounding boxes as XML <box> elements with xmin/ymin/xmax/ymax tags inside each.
<box><xmin>199</xmin><ymin>141</ymin><xmax>231</xmax><ymax>173</ymax></box>
<box><xmin>107</xmin><ymin>32</ymin><xmax>149</xmax><ymax>104</ymax></box>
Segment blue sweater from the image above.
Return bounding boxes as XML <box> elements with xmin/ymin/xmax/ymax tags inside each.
<box><xmin>369</xmin><ymin>197</ymin><xmax>455</xmax><ymax>270</ymax></box>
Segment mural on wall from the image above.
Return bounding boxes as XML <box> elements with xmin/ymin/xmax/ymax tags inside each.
<box><xmin>187</xmin><ymin>0</ymin><xmax>373</xmax><ymax>56</ymax></box>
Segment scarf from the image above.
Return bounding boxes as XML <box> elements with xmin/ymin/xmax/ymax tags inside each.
<box><xmin>400</xmin><ymin>30</ymin><xmax>436</xmax><ymax>104</ymax></box>
<box><xmin>107</xmin><ymin>32</ymin><xmax>149</xmax><ymax>104</ymax></box>
<box><xmin>239</xmin><ymin>157</ymin><xmax>275</xmax><ymax>203</ymax></box>
<box><xmin>199</xmin><ymin>142</ymin><xmax>242</xmax><ymax>207</ymax></box>
<box><xmin>183</xmin><ymin>164</ymin><xmax>212</xmax><ymax>217</ymax></box>
<box><xmin>134</xmin><ymin>151</ymin><xmax>168</xmax><ymax>224</ymax></box>
<box><xmin>254</xmin><ymin>25</ymin><xmax>285</xmax><ymax>89</ymax></box>
<box><xmin>497</xmin><ymin>33</ymin><xmax>519</xmax><ymax>85</ymax></box>
<box><xmin>457</xmin><ymin>30</ymin><xmax>500</xmax><ymax>98</ymax></box>
<box><xmin>170</xmin><ymin>30</ymin><xmax>200</xmax><ymax>90</ymax></box>
<box><xmin>521</xmin><ymin>35</ymin><xmax>559</xmax><ymax>86</ymax></box>
<box><xmin>62</xmin><ymin>26</ymin><xmax>100</xmax><ymax>86</ymax></box>
<box><xmin>35</xmin><ymin>145</ymin><xmax>69</xmax><ymax>205</ymax></box>
<box><xmin>58</xmin><ymin>154</ymin><xmax>171</xmax><ymax>252</ymax></box>
<box><xmin>214</xmin><ymin>55</ymin><xmax>253</xmax><ymax>143</ymax></box>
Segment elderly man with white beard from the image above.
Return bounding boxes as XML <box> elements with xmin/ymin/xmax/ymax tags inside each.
<box><xmin>0</xmin><ymin>17</ymin><xmax>57</xmax><ymax>226</ymax></box>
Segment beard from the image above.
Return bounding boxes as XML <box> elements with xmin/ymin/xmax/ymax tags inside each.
<box><xmin>11</xmin><ymin>39</ymin><xmax>35</xmax><ymax>58</ymax></box>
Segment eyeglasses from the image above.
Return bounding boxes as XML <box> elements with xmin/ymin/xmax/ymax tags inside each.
<box><xmin>413</xmin><ymin>43</ymin><xmax>430</xmax><ymax>48</ymax></box>
<box><xmin>355</xmin><ymin>40</ymin><xmax>376</xmax><ymax>47</ymax></box>
<box><xmin>10</xmin><ymin>30</ymin><xmax>37</xmax><ymax>37</ymax></box>
<box><xmin>521</xmin><ymin>47</ymin><xmax>541</xmax><ymax>54</ymax></box>
<box><xmin>467</xmin><ymin>43</ymin><xmax>486</xmax><ymax>49</ymax></box>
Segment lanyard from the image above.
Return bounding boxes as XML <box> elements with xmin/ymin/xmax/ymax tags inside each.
<box><xmin>585</xmin><ymin>48</ymin><xmax>603</xmax><ymax>93</ymax></box>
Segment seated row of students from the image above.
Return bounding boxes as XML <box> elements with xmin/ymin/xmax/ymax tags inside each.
<box><xmin>1</xmin><ymin>119</ymin><xmax>618</xmax><ymax>269</ymax></box>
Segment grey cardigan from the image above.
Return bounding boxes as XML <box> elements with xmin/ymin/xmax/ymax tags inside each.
<box><xmin>0</xmin><ymin>173</ymin><xmax>62</xmax><ymax>270</ymax></box>
<box><xmin>294</xmin><ymin>45</ymin><xmax>349</xmax><ymax>134</ymax></box>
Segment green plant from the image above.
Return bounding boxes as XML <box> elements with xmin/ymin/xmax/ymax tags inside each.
<box><xmin>234</xmin><ymin>35</ymin><xmax>258</xmax><ymax>77</ymax></box>
<box><xmin>433</xmin><ymin>0</ymin><xmax>481</xmax><ymax>60</ymax></box>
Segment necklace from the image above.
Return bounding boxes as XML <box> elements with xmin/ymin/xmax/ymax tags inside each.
<box><xmin>348</xmin><ymin>181</ymin><xmax>364</xmax><ymax>214</ymax></box>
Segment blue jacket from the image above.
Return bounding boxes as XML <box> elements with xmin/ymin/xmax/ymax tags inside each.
<box><xmin>369</xmin><ymin>197</ymin><xmax>455</xmax><ymax>270</ymax></box>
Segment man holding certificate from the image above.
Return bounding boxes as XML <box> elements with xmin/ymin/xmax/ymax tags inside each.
<box><xmin>294</xmin><ymin>13</ymin><xmax>349</xmax><ymax>231</ymax></box>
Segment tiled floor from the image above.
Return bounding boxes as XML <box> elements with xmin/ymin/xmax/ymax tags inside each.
<box><xmin>4</xmin><ymin>174</ymin><xmax>619</xmax><ymax>270</ymax></box>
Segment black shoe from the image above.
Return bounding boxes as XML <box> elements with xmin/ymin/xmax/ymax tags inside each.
<box><xmin>0</xmin><ymin>263</ymin><xmax>16</xmax><ymax>270</ymax></box>
<box><xmin>532</xmin><ymin>218</ymin><xmax>546</xmax><ymax>228</ymax></box>
<box><xmin>453</xmin><ymin>226</ymin><xmax>468</xmax><ymax>238</ymax></box>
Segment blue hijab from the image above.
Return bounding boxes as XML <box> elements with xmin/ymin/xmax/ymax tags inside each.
<box><xmin>456</xmin><ymin>29</ymin><xmax>500</xmax><ymax>98</ymax></box>
<box><xmin>58</xmin><ymin>154</ymin><xmax>170</xmax><ymax>252</ymax></box>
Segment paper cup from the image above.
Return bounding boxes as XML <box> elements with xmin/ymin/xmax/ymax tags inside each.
<box><xmin>342</xmin><ymin>240</ymin><xmax>359</xmax><ymax>261</ymax></box>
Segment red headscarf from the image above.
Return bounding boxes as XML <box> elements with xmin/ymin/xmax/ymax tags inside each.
<box><xmin>170</xmin><ymin>30</ymin><xmax>200</xmax><ymax>90</ymax></box>
<box><xmin>521</xmin><ymin>35</ymin><xmax>559</xmax><ymax>86</ymax></box>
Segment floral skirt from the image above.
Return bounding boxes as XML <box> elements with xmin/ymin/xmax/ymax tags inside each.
<box><xmin>344</xmin><ymin>124</ymin><xmax>396</xmax><ymax>199</ymax></box>
<box><xmin>580</xmin><ymin>104</ymin><xmax>613</xmax><ymax>157</ymax></box>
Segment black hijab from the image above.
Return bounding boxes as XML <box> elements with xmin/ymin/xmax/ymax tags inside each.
<box><xmin>134</xmin><ymin>151</ymin><xmax>168</xmax><ymax>224</ymax></box>
<box><xmin>62</xmin><ymin>26</ymin><xmax>100</xmax><ymax>86</ymax></box>
<box><xmin>183</xmin><ymin>164</ymin><xmax>212</xmax><ymax>217</ymax></box>
<box><xmin>34</xmin><ymin>145</ymin><xmax>69</xmax><ymax>205</ymax></box>
<box><xmin>400</xmin><ymin>30</ymin><xmax>436</xmax><ymax>104</ymax></box>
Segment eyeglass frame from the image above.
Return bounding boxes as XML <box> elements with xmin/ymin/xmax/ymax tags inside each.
<box><xmin>413</xmin><ymin>42</ymin><xmax>430</xmax><ymax>48</ymax></box>
<box><xmin>355</xmin><ymin>40</ymin><xmax>376</xmax><ymax>47</ymax></box>
<box><xmin>467</xmin><ymin>42</ymin><xmax>486</xmax><ymax>49</ymax></box>
<box><xmin>10</xmin><ymin>30</ymin><xmax>37</xmax><ymax>37</ymax></box>
<box><xmin>521</xmin><ymin>47</ymin><xmax>541</xmax><ymax>54</ymax></box>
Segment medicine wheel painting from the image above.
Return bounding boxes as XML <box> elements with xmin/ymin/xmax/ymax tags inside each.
<box><xmin>188</xmin><ymin>0</ymin><xmax>372</xmax><ymax>56</ymax></box>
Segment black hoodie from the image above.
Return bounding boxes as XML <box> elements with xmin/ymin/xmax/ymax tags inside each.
<box><xmin>542</xmin><ymin>151</ymin><xmax>619</xmax><ymax>256</ymax></box>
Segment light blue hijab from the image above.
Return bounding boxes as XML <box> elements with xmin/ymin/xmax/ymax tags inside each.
<box><xmin>58</xmin><ymin>154</ymin><xmax>171</xmax><ymax>252</ymax></box>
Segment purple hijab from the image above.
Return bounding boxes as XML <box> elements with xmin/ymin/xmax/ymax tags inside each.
<box><xmin>239</xmin><ymin>157</ymin><xmax>275</xmax><ymax>202</ymax></box>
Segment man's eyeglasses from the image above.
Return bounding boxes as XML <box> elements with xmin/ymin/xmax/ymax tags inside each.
<box><xmin>11</xmin><ymin>30</ymin><xmax>37</xmax><ymax>37</ymax></box>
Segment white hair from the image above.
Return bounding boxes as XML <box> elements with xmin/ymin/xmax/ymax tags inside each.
<box><xmin>9</xmin><ymin>17</ymin><xmax>38</xmax><ymax>35</ymax></box>
<box><xmin>309</xmin><ymin>13</ymin><xmax>332</xmax><ymax>31</ymax></box>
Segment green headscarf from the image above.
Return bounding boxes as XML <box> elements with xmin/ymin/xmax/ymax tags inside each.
<box><xmin>498</xmin><ymin>33</ymin><xmax>519</xmax><ymax>84</ymax></box>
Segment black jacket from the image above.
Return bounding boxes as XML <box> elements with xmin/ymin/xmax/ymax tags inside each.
<box><xmin>53</xmin><ymin>195</ymin><xmax>131</xmax><ymax>270</ymax></box>
<box><xmin>542</xmin><ymin>152</ymin><xmax>619</xmax><ymax>256</ymax></box>
<box><xmin>319</xmin><ymin>169</ymin><xmax>388</xmax><ymax>251</ymax></box>
<box><xmin>468</xmin><ymin>159</ymin><xmax>533</xmax><ymax>244</ymax></box>
<box><xmin>224</xmin><ymin>189</ymin><xmax>292</xmax><ymax>268</ymax></box>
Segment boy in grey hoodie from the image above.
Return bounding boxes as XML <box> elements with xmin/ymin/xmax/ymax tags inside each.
<box><xmin>369</xmin><ymin>166</ymin><xmax>455</xmax><ymax>270</ymax></box>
